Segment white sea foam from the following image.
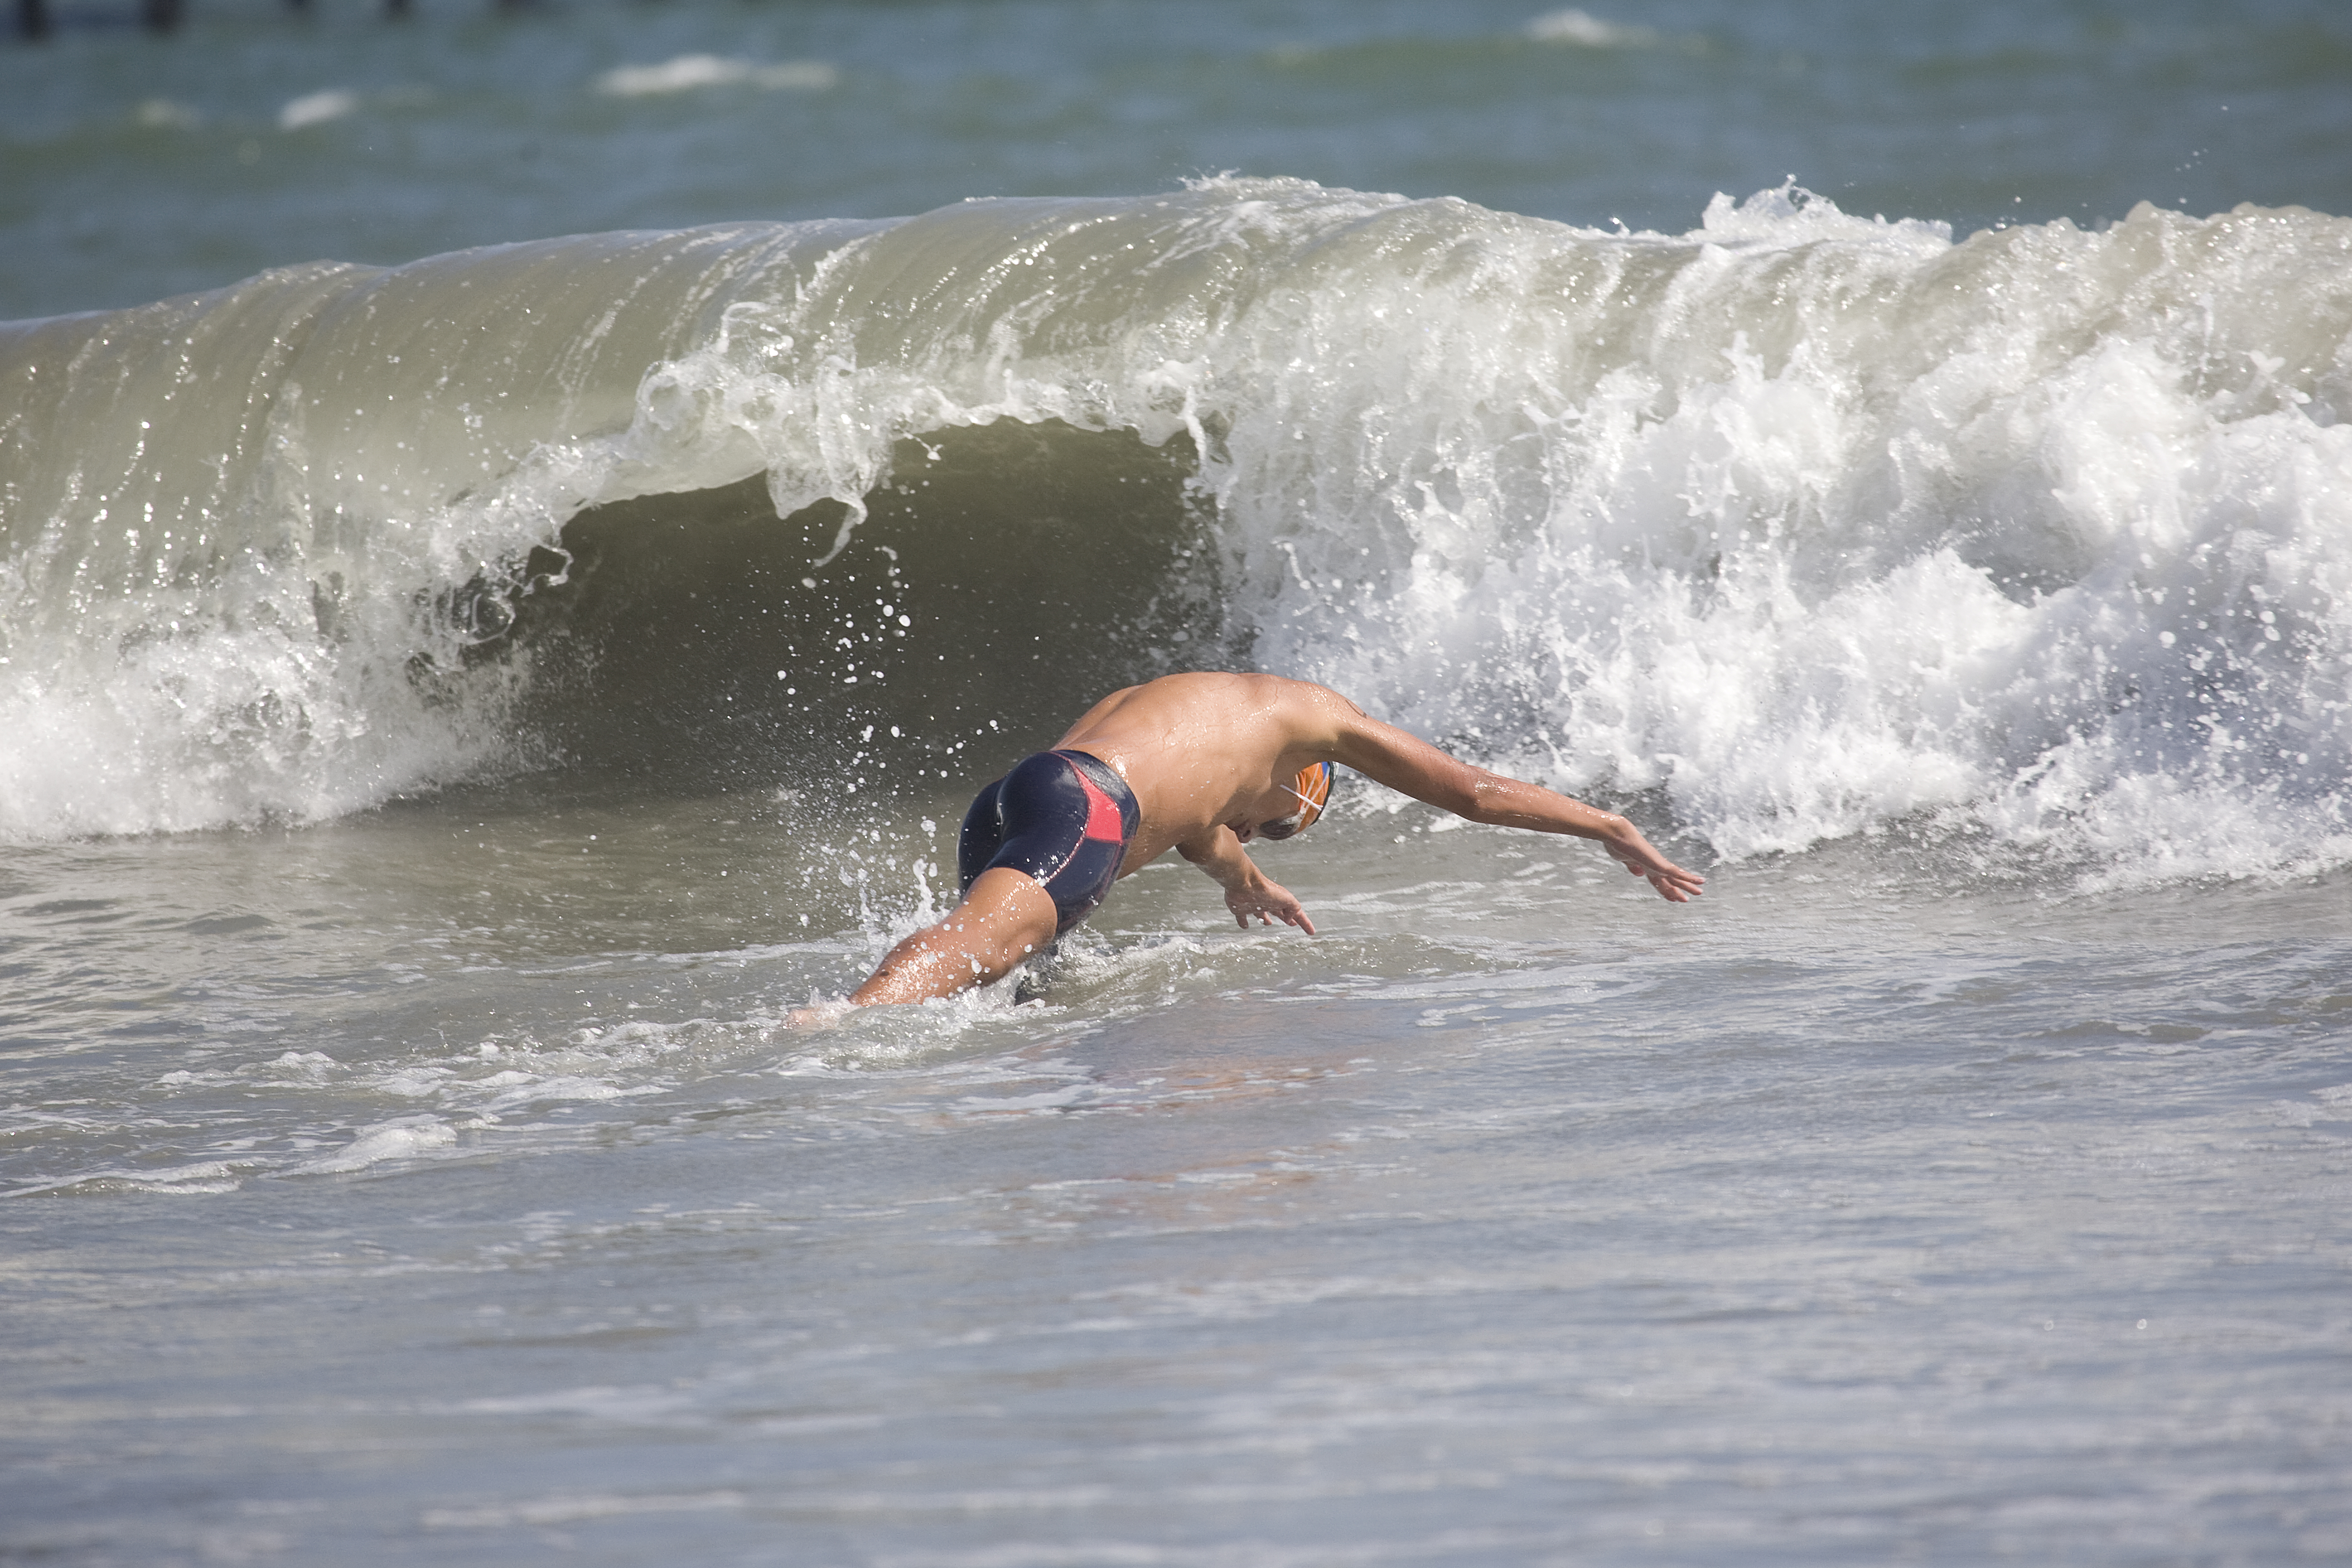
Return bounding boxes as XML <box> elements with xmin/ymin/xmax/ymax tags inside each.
<box><xmin>3</xmin><ymin>182</ymin><xmax>2348</xmax><ymax>887</ymax></box>
<box><xmin>480</xmin><ymin>1075</ymin><xmax>656</xmax><ymax>1112</ymax></box>
<box><xmin>291</xmin><ymin>1115</ymin><xmax>455</xmax><ymax>1174</ymax></box>
<box><xmin>1524</xmin><ymin>9</ymin><xmax>1654</xmax><ymax>48</ymax></box>
<box><xmin>277</xmin><ymin>89</ymin><xmax>359</xmax><ymax>131</ymax></box>
<box><xmin>4</xmin><ymin>1159</ymin><xmax>249</xmax><ymax>1198</ymax></box>
<box><xmin>594</xmin><ymin>56</ymin><xmax>839</xmax><ymax>98</ymax></box>
<box><xmin>614</xmin><ymin>181</ymin><xmax>2352</xmax><ymax>883</ymax></box>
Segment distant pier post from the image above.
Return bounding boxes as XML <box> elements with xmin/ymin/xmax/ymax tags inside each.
<box><xmin>5</xmin><ymin>0</ymin><xmax>548</xmax><ymax>41</ymax></box>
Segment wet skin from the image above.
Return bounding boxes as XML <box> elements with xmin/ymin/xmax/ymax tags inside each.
<box><xmin>824</xmin><ymin>672</ymin><xmax>1703</xmax><ymax>1012</ymax></box>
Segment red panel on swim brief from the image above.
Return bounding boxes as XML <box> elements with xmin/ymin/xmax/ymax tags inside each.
<box><xmin>1078</xmin><ymin>771</ymin><xmax>1126</xmax><ymax>843</ymax></box>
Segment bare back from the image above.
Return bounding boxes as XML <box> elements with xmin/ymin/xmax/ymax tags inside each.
<box><xmin>1054</xmin><ymin>672</ymin><xmax>1349</xmax><ymax>872</ymax></box>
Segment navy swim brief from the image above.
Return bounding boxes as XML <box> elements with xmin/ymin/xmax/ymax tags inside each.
<box><xmin>957</xmin><ymin>749</ymin><xmax>1141</xmax><ymax>935</ymax></box>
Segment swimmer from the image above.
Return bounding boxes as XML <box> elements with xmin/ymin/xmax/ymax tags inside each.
<box><xmin>809</xmin><ymin>672</ymin><xmax>1702</xmax><ymax>1014</ymax></box>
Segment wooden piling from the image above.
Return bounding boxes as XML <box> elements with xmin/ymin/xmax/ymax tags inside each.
<box><xmin>7</xmin><ymin>0</ymin><xmax>554</xmax><ymax>42</ymax></box>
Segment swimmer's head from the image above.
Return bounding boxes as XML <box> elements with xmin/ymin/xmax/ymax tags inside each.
<box><xmin>1256</xmin><ymin>761</ymin><xmax>1334</xmax><ymax>841</ymax></box>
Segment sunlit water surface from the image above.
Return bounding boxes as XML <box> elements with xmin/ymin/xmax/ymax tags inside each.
<box><xmin>6</xmin><ymin>790</ymin><xmax>2348</xmax><ymax>1563</ymax></box>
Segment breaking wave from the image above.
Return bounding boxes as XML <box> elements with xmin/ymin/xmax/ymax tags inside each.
<box><xmin>4</xmin><ymin>178</ymin><xmax>2349</xmax><ymax>883</ymax></box>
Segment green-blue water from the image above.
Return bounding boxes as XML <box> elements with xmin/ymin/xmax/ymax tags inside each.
<box><xmin>6</xmin><ymin>0</ymin><xmax>2351</xmax><ymax>318</ymax></box>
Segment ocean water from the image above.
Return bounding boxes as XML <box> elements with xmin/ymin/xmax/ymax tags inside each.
<box><xmin>4</xmin><ymin>2</ymin><xmax>2352</xmax><ymax>1564</ymax></box>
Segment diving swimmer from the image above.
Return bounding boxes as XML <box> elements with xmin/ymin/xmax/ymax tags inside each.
<box><xmin>814</xmin><ymin>672</ymin><xmax>1702</xmax><ymax>1013</ymax></box>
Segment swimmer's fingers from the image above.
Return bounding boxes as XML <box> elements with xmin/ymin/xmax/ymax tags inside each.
<box><xmin>1604</xmin><ymin>831</ymin><xmax>1705</xmax><ymax>903</ymax></box>
<box><xmin>1265</xmin><ymin>883</ymin><xmax>1317</xmax><ymax>936</ymax></box>
<box><xmin>1630</xmin><ymin>861</ymin><xmax>1705</xmax><ymax>903</ymax></box>
<box><xmin>1636</xmin><ymin>861</ymin><xmax>1706</xmax><ymax>903</ymax></box>
<box><xmin>1225</xmin><ymin>879</ymin><xmax>1317</xmax><ymax>936</ymax></box>
<box><xmin>1640</xmin><ymin>854</ymin><xmax>1707</xmax><ymax>902</ymax></box>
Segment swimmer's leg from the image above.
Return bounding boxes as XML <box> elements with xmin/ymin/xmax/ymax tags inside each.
<box><xmin>845</xmin><ymin>867</ymin><xmax>1060</xmax><ymax>1007</ymax></box>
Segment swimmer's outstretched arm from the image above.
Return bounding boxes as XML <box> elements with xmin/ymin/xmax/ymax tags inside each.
<box><xmin>1176</xmin><ymin>827</ymin><xmax>1317</xmax><ymax>934</ymax></box>
<box><xmin>1327</xmin><ymin>706</ymin><xmax>1705</xmax><ymax>902</ymax></box>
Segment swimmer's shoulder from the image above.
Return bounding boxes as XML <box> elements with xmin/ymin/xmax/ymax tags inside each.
<box><xmin>1219</xmin><ymin>673</ymin><xmax>1373</xmax><ymax>754</ymax></box>
<box><xmin>1200</xmin><ymin>670</ymin><xmax>1359</xmax><ymax>707</ymax></box>
<box><xmin>1242</xmin><ymin>671</ymin><xmax>1367</xmax><ymax>718</ymax></box>
<box><xmin>1073</xmin><ymin>672</ymin><xmax>1364</xmax><ymax>735</ymax></box>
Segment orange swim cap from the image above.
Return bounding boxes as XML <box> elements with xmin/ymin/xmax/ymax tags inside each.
<box><xmin>1260</xmin><ymin>760</ymin><xmax>1334</xmax><ymax>840</ymax></box>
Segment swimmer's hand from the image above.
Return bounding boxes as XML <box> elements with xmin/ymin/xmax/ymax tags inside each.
<box><xmin>786</xmin><ymin>1001</ymin><xmax>854</xmax><ymax>1029</ymax></box>
<box><xmin>1604</xmin><ymin>823</ymin><xmax>1706</xmax><ymax>903</ymax></box>
<box><xmin>1225</xmin><ymin>875</ymin><xmax>1317</xmax><ymax>935</ymax></box>
<box><xmin>1178</xmin><ymin>826</ymin><xmax>1317</xmax><ymax>936</ymax></box>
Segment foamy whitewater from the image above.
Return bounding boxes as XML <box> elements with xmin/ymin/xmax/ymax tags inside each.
<box><xmin>6</xmin><ymin>4</ymin><xmax>2352</xmax><ymax>1563</ymax></box>
<box><xmin>6</xmin><ymin>180</ymin><xmax>2350</xmax><ymax>881</ymax></box>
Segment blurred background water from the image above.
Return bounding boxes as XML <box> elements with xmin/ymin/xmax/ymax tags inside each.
<box><xmin>5</xmin><ymin>0</ymin><xmax>2352</xmax><ymax>319</ymax></box>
